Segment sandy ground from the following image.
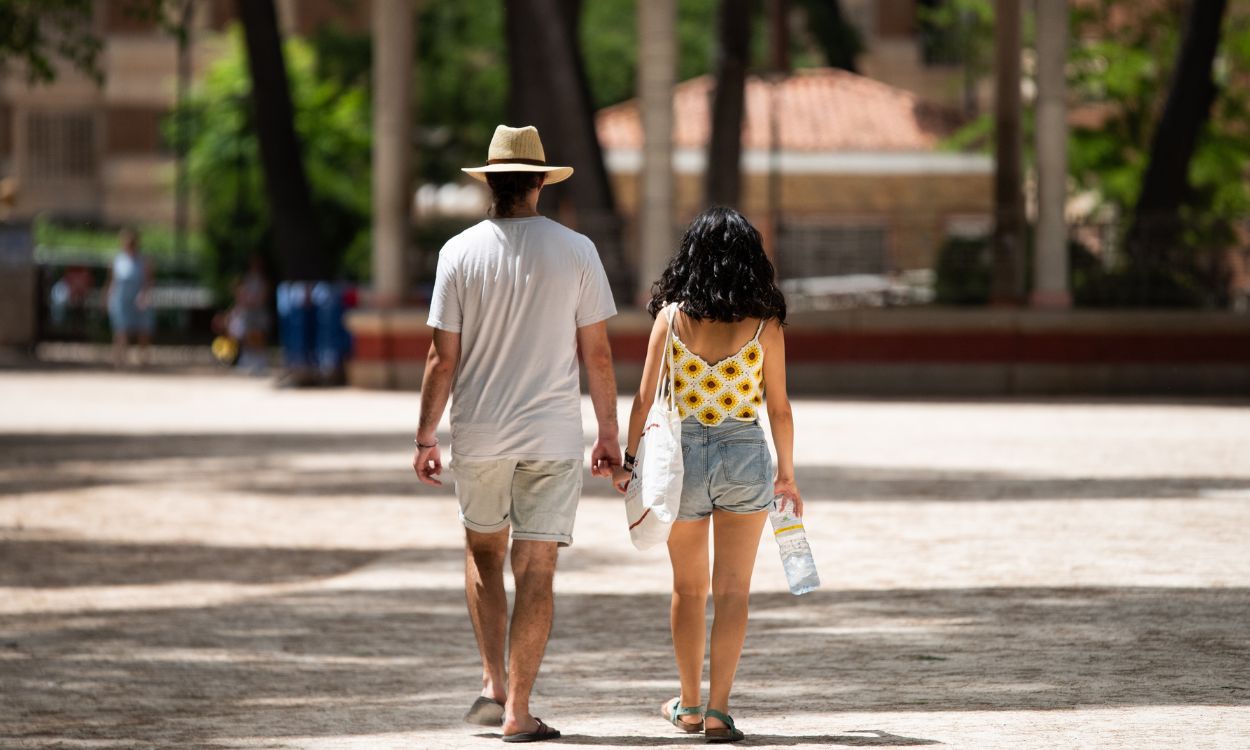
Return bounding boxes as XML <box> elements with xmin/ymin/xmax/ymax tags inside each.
<box><xmin>0</xmin><ymin>369</ymin><xmax>1248</xmax><ymax>749</ymax></box>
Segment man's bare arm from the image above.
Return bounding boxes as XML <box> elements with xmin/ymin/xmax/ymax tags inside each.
<box><xmin>576</xmin><ymin>321</ymin><xmax>621</xmax><ymax>477</ymax></box>
<box><xmin>413</xmin><ymin>328</ymin><xmax>460</xmax><ymax>485</ymax></box>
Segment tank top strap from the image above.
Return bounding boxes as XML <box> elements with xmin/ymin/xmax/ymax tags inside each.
<box><xmin>752</xmin><ymin>317</ymin><xmax>766</xmax><ymax>341</ymax></box>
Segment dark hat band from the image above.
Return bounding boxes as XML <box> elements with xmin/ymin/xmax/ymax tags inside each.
<box><xmin>487</xmin><ymin>157</ymin><xmax>547</xmax><ymax>166</ymax></box>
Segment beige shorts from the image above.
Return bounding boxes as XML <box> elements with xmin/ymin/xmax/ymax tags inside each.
<box><xmin>453</xmin><ymin>458</ymin><xmax>583</xmax><ymax>547</ymax></box>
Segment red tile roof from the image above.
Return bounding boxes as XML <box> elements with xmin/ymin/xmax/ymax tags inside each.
<box><xmin>596</xmin><ymin>68</ymin><xmax>964</xmax><ymax>153</ymax></box>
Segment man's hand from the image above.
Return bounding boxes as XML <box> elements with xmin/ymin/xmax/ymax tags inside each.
<box><xmin>589</xmin><ymin>435</ymin><xmax>621</xmax><ymax>478</ymax></box>
<box><xmin>413</xmin><ymin>444</ymin><xmax>443</xmax><ymax>486</ymax></box>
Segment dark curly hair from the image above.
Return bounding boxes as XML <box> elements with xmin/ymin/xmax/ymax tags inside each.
<box><xmin>647</xmin><ymin>206</ymin><xmax>786</xmax><ymax>324</ymax></box>
<box><xmin>486</xmin><ymin>172</ymin><xmax>545</xmax><ymax>217</ymax></box>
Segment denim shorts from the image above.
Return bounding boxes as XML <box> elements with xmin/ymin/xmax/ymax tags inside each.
<box><xmin>678</xmin><ymin>418</ymin><xmax>774</xmax><ymax>521</ymax></box>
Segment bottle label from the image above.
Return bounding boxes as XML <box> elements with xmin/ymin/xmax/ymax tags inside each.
<box><xmin>772</xmin><ymin>523</ymin><xmax>804</xmax><ymax>536</ymax></box>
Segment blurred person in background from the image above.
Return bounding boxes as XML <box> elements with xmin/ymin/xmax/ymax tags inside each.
<box><xmin>229</xmin><ymin>255</ymin><xmax>271</xmax><ymax>374</ymax></box>
<box><xmin>105</xmin><ymin>227</ymin><xmax>154</xmax><ymax>368</ymax></box>
<box><xmin>613</xmin><ymin>207</ymin><xmax>800</xmax><ymax>744</ymax></box>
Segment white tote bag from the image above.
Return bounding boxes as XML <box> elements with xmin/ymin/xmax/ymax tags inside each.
<box><xmin>624</xmin><ymin>305</ymin><xmax>685</xmax><ymax>550</ymax></box>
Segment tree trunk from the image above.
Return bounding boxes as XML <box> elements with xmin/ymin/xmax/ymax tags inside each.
<box><xmin>794</xmin><ymin>0</ymin><xmax>858</xmax><ymax>72</ymax></box>
<box><xmin>705</xmin><ymin>0</ymin><xmax>752</xmax><ymax>208</ymax></box>
<box><xmin>504</xmin><ymin>0</ymin><xmax>620</xmax><ymax>273</ymax></box>
<box><xmin>1125</xmin><ymin>0</ymin><xmax>1227</xmax><ymax>265</ymax></box>
<box><xmin>235</xmin><ymin>0</ymin><xmax>325</xmax><ymax>280</ymax></box>
<box><xmin>637</xmin><ymin>0</ymin><xmax>677</xmax><ymax>303</ymax></box>
<box><xmin>990</xmin><ymin>0</ymin><xmax>1025</xmax><ymax>305</ymax></box>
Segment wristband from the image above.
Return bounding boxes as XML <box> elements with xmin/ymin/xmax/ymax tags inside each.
<box><xmin>415</xmin><ymin>437</ymin><xmax>439</xmax><ymax>449</ymax></box>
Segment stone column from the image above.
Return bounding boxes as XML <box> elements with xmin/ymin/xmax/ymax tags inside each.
<box><xmin>636</xmin><ymin>0</ymin><xmax>677</xmax><ymax>304</ymax></box>
<box><xmin>1031</xmin><ymin>0</ymin><xmax>1071</xmax><ymax>308</ymax></box>
<box><xmin>372</xmin><ymin>0</ymin><xmax>414</xmax><ymax>305</ymax></box>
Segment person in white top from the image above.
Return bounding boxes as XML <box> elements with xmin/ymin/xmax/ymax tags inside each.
<box><xmin>413</xmin><ymin>125</ymin><xmax>621</xmax><ymax>744</ymax></box>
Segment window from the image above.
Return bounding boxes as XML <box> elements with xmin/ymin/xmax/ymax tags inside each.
<box><xmin>777</xmin><ymin>221</ymin><xmax>890</xmax><ymax>278</ymax></box>
<box><xmin>26</xmin><ymin>111</ymin><xmax>98</xmax><ymax>183</ymax></box>
<box><xmin>106</xmin><ymin>106</ymin><xmax>168</xmax><ymax>155</ymax></box>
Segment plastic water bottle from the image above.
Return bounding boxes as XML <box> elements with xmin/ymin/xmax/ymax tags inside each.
<box><xmin>769</xmin><ymin>497</ymin><xmax>820</xmax><ymax>595</ymax></box>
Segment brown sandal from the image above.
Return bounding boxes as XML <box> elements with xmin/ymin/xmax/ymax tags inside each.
<box><xmin>661</xmin><ymin>697</ymin><xmax>704</xmax><ymax>733</ymax></box>
<box><xmin>704</xmin><ymin>709</ymin><xmax>744</xmax><ymax>743</ymax></box>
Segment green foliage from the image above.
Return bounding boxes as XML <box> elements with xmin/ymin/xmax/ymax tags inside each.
<box><xmin>934</xmin><ymin>234</ymin><xmax>1103</xmax><ymax>306</ymax></box>
<box><xmin>33</xmin><ymin>216</ymin><xmax>208</xmax><ymax>273</ymax></box>
<box><xmin>0</xmin><ymin>0</ymin><xmax>102</xmax><ymax>84</ymax></box>
<box><xmin>930</xmin><ymin>1</ymin><xmax>1250</xmax><ymax>307</ymax></box>
<box><xmin>177</xmin><ymin>30</ymin><xmax>371</xmax><ymax>293</ymax></box>
<box><xmin>917</xmin><ymin>0</ymin><xmax>992</xmax><ymax>70</ymax></box>
<box><xmin>577</xmin><ymin>1</ymin><xmax>722</xmax><ymax>109</ymax></box>
<box><xmin>933</xmin><ymin>236</ymin><xmax>991</xmax><ymax>305</ymax></box>
<box><xmin>415</xmin><ymin>1</ymin><xmax>508</xmax><ymax>184</ymax></box>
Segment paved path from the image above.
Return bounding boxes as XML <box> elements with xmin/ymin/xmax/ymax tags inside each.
<box><xmin>1</xmin><ymin>371</ymin><xmax>1248</xmax><ymax>749</ymax></box>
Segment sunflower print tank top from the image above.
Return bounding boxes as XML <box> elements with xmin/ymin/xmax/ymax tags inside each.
<box><xmin>670</xmin><ymin>319</ymin><xmax>766</xmax><ymax>426</ymax></box>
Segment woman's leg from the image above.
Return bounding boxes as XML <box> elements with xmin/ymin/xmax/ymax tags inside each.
<box><xmin>666</xmin><ymin>517</ymin><xmax>711</xmax><ymax>720</ymax></box>
<box><xmin>706</xmin><ymin>508</ymin><xmax>767</xmax><ymax>727</ymax></box>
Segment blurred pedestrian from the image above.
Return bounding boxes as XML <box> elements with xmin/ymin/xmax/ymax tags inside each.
<box><xmin>412</xmin><ymin>125</ymin><xmax>620</xmax><ymax>743</ymax></box>
<box><xmin>229</xmin><ymin>255</ymin><xmax>271</xmax><ymax>374</ymax></box>
<box><xmin>613</xmin><ymin>207</ymin><xmax>800</xmax><ymax>744</ymax></box>
<box><xmin>105</xmin><ymin>227</ymin><xmax>154</xmax><ymax>368</ymax></box>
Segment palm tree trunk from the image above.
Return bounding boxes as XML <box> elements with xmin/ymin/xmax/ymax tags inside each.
<box><xmin>637</xmin><ymin>0</ymin><xmax>676</xmax><ymax>302</ymax></box>
<box><xmin>234</xmin><ymin>0</ymin><xmax>325</xmax><ymax>281</ymax></box>
<box><xmin>504</xmin><ymin>0</ymin><xmax>622</xmax><ymax>282</ymax></box>
<box><xmin>990</xmin><ymin>0</ymin><xmax>1025</xmax><ymax>305</ymax></box>
<box><xmin>705</xmin><ymin>0</ymin><xmax>752</xmax><ymax>208</ymax></box>
<box><xmin>1125</xmin><ymin>0</ymin><xmax>1228</xmax><ymax>266</ymax></box>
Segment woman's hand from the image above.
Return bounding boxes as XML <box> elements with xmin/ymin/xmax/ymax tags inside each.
<box><xmin>612</xmin><ymin>466</ymin><xmax>632</xmax><ymax>494</ymax></box>
<box><xmin>774</xmin><ymin>476</ymin><xmax>803</xmax><ymax>516</ymax></box>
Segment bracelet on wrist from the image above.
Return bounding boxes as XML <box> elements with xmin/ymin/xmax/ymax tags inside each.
<box><xmin>414</xmin><ymin>437</ymin><xmax>439</xmax><ymax>449</ymax></box>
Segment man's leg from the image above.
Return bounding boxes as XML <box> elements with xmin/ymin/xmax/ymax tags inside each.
<box><xmin>501</xmin><ymin>539</ymin><xmax>558</xmax><ymax>736</ymax></box>
<box><xmin>465</xmin><ymin>527</ymin><xmax>510</xmax><ymax>704</ymax></box>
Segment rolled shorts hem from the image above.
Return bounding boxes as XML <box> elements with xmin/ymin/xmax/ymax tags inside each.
<box><xmin>459</xmin><ymin>514</ymin><xmax>511</xmax><ymax>535</ymax></box>
<box><xmin>511</xmin><ymin>530</ymin><xmax>574</xmax><ymax>547</ymax></box>
<box><xmin>677</xmin><ymin>501</ymin><xmax>771</xmax><ymax>522</ymax></box>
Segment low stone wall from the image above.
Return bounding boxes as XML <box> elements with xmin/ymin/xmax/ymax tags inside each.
<box><xmin>345</xmin><ymin>307</ymin><xmax>1250</xmax><ymax>395</ymax></box>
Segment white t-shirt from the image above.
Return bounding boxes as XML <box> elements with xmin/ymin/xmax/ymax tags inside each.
<box><xmin>428</xmin><ymin>216</ymin><xmax>617</xmax><ymax>460</ymax></box>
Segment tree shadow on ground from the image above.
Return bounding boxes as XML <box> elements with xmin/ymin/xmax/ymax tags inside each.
<box><xmin>551</xmin><ymin>730</ymin><xmax>940</xmax><ymax>746</ymax></box>
<box><xmin>6</xmin><ymin>432</ymin><xmax>1250</xmax><ymax>501</ymax></box>
<box><xmin>0</xmin><ymin>538</ymin><xmax>463</xmax><ymax>588</ymax></box>
<box><xmin>1</xmin><ymin>573</ymin><xmax>1247</xmax><ymax>746</ymax></box>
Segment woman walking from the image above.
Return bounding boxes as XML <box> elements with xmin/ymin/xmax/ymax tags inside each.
<box><xmin>105</xmin><ymin>227</ymin><xmax>154</xmax><ymax>368</ymax></box>
<box><xmin>614</xmin><ymin>206</ymin><xmax>802</xmax><ymax>743</ymax></box>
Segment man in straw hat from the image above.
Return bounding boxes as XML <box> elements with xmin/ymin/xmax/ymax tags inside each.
<box><xmin>413</xmin><ymin>125</ymin><xmax>621</xmax><ymax>742</ymax></box>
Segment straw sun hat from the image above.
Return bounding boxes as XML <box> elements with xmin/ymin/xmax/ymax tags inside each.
<box><xmin>462</xmin><ymin>125</ymin><xmax>573</xmax><ymax>185</ymax></box>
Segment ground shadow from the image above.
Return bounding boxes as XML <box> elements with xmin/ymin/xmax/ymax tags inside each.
<box><xmin>1</xmin><ymin>582</ymin><xmax>1246</xmax><ymax>746</ymax></box>
<box><xmin>555</xmin><ymin>730</ymin><xmax>940</xmax><ymax>746</ymax></box>
<box><xmin>0</xmin><ymin>538</ymin><xmax>463</xmax><ymax>588</ymax></box>
<box><xmin>6</xmin><ymin>431</ymin><xmax>1250</xmax><ymax>502</ymax></box>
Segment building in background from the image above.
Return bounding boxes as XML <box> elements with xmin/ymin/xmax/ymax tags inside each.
<box><xmin>597</xmin><ymin>68</ymin><xmax>992</xmax><ymax>284</ymax></box>
<box><xmin>0</xmin><ymin>0</ymin><xmax>367</xmax><ymax>228</ymax></box>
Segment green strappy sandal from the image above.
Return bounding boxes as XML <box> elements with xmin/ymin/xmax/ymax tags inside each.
<box><xmin>703</xmin><ymin>708</ymin><xmax>744</xmax><ymax>743</ymax></box>
<box><xmin>661</xmin><ymin>697</ymin><xmax>704</xmax><ymax>733</ymax></box>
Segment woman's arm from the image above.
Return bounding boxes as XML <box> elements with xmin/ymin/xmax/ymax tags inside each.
<box><xmin>761</xmin><ymin>319</ymin><xmax>802</xmax><ymax>515</ymax></box>
<box><xmin>612</xmin><ymin>310</ymin><xmax>672</xmax><ymax>492</ymax></box>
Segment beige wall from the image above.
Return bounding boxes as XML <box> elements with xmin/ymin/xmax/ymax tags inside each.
<box><xmin>610</xmin><ymin>168</ymin><xmax>992</xmax><ymax>273</ymax></box>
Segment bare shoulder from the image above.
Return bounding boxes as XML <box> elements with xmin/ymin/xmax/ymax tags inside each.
<box><xmin>759</xmin><ymin>317</ymin><xmax>785</xmax><ymax>345</ymax></box>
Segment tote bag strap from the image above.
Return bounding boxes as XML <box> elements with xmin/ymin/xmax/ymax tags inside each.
<box><xmin>652</xmin><ymin>303</ymin><xmax>679</xmax><ymax>411</ymax></box>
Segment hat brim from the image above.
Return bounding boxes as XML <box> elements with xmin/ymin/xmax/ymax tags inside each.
<box><xmin>462</xmin><ymin>164</ymin><xmax>573</xmax><ymax>185</ymax></box>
